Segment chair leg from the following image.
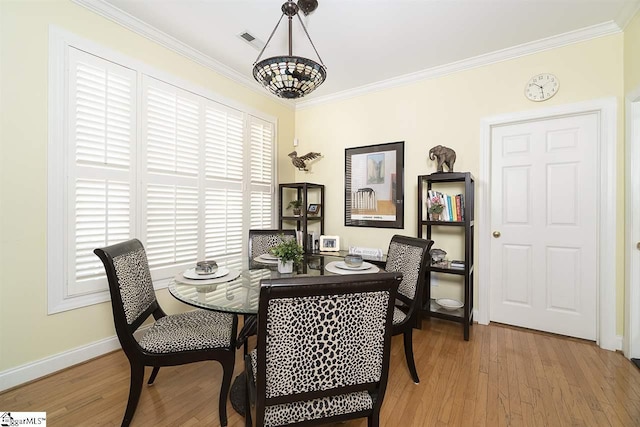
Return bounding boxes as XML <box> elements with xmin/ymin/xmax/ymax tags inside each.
<box><xmin>368</xmin><ymin>413</ymin><xmax>379</xmax><ymax>427</ymax></box>
<box><xmin>122</xmin><ymin>363</ymin><xmax>145</xmax><ymax>427</ymax></box>
<box><xmin>147</xmin><ymin>366</ymin><xmax>160</xmax><ymax>385</ymax></box>
<box><xmin>218</xmin><ymin>354</ymin><xmax>235</xmax><ymax>427</ymax></box>
<box><xmin>403</xmin><ymin>329</ymin><xmax>420</xmax><ymax>384</ymax></box>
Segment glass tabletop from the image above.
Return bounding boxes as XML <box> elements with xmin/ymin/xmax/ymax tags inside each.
<box><xmin>169</xmin><ymin>254</ymin><xmax>358</xmax><ymax>314</ymax></box>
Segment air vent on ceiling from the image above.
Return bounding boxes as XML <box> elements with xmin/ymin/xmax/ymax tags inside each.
<box><xmin>240</xmin><ymin>32</ymin><xmax>255</xmax><ymax>42</ymax></box>
<box><xmin>238</xmin><ymin>31</ymin><xmax>265</xmax><ymax>51</ymax></box>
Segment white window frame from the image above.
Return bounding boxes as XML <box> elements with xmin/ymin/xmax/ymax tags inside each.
<box><xmin>48</xmin><ymin>26</ymin><xmax>277</xmax><ymax>314</ymax></box>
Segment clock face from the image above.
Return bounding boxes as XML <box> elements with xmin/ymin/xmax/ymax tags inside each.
<box><xmin>525</xmin><ymin>73</ymin><xmax>559</xmax><ymax>102</ymax></box>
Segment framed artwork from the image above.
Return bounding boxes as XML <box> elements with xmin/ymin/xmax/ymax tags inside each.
<box><xmin>307</xmin><ymin>203</ymin><xmax>321</xmax><ymax>216</ymax></box>
<box><xmin>319</xmin><ymin>235</ymin><xmax>340</xmax><ymax>252</ymax></box>
<box><xmin>345</xmin><ymin>141</ymin><xmax>404</xmax><ymax>228</ymax></box>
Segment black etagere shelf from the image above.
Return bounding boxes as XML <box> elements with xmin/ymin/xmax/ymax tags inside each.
<box><xmin>418</xmin><ymin>172</ymin><xmax>475</xmax><ymax>340</ymax></box>
<box><xmin>278</xmin><ymin>182</ymin><xmax>324</xmax><ymax>253</ymax></box>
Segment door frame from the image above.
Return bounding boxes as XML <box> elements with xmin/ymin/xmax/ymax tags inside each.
<box><xmin>478</xmin><ymin>98</ymin><xmax>618</xmax><ymax>350</ymax></box>
<box><xmin>625</xmin><ymin>87</ymin><xmax>640</xmax><ymax>359</ymax></box>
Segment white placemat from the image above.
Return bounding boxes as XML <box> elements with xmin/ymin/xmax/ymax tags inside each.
<box><xmin>174</xmin><ymin>268</ymin><xmax>240</xmax><ymax>286</ymax></box>
<box><xmin>325</xmin><ymin>261</ymin><xmax>380</xmax><ymax>275</ymax></box>
<box><xmin>254</xmin><ymin>255</ymin><xmax>279</xmax><ymax>265</ymax></box>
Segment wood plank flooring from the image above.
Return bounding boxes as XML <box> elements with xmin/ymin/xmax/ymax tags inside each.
<box><xmin>2</xmin><ymin>319</ymin><xmax>640</xmax><ymax>426</ymax></box>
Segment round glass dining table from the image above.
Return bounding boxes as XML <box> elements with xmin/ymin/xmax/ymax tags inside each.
<box><xmin>168</xmin><ymin>253</ymin><xmax>385</xmax><ymax>315</ymax></box>
<box><xmin>168</xmin><ymin>251</ymin><xmax>386</xmax><ymax>416</ymax></box>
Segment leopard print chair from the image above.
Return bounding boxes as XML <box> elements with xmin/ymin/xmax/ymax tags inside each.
<box><xmin>384</xmin><ymin>235</ymin><xmax>434</xmax><ymax>383</ymax></box>
<box><xmin>248</xmin><ymin>229</ymin><xmax>297</xmax><ymax>261</ymax></box>
<box><xmin>245</xmin><ymin>272</ymin><xmax>402</xmax><ymax>427</ymax></box>
<box><xmin>241</xmin><ymin>229</ymin><xmax>298</xmax><ymax>354</ymax></box>
<box><xmin>94</xmin><ymin>239</ymin><xmax>238</xmax><ymax>427</ymax></box>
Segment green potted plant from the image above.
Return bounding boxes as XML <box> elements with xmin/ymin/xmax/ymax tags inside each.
<box><xmin>270</xmin><ymin>236</ymin><xmax>304</xmax><ymax>273</ymax></box>
<box><xmin>287</xmin><ymin>199</ymin><xmax>303</xmax><ymax>216</ymax></box>
<box><xmin>428</xmin><ymin>200</ymin><xmax>445</xmax><ymax>221</ymax></box>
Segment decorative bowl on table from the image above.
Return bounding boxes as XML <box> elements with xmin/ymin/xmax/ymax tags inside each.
<box><xmin>435</xmin><ymin>298</ymin><xmax>463</xmax><ymax>311</ymax></box>
<box><xmin>344</xmin><ymin>254</ymin><xmax>363</xmax><ymax>268</ymax></box>
<box><xmin>195</xmin><ymin>260</ymin><xmax>218</xmax><ymax>275</ymax></box>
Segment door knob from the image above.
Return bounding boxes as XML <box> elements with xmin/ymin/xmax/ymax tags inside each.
<box><xmin>493</xmin><ymin>231</ymin><xmax>501</xmax><ymax>238</ymax></box>
<box><xmin>637</xmin><ymin>242</ymin><xmax>640</xmax><ymax>250</ymax></box>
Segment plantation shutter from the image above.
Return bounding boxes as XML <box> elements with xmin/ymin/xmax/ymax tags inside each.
<box><xmin>141</xmin><ymin>77</ymin><xmax>200</xmax><ymax>278</ymax></box>
<box><xmin>248</xmin><ymin>116</ymin><xmax>274</xmax><ymax>229</ymax></box>
<box><xmin>204</xmin><ymin>101</ymin><xmax>245</xmax><ymax>269</ymax></box>
<box><xmin>67</xmin><ymin>47</ymin><xmax>136</xmax><ymax>296</ymax></box>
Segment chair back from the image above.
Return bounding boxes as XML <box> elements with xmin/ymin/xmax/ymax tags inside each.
<box><xmin>384</xmin><ymin>235</ymin><xmax>433</xmax><ymax>312</ymax></box>
<box><xmin>94</xmin><ymin>239</ymin><xmax>161</xmax><ymax>354</ymax></box>
<box><xmin>252</xmin><ymin>272</ymin><xmax>401</xmax><ymax>425</ymax></box>
<box><xmin>248</xmin><ymin>229</ymin><xmax>296</xmax><ymax>259</ymax></box>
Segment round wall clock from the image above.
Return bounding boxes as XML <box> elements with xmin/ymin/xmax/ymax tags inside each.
<box><xmin>525</xmin><ymin>73</ymin><xmax>559</xmax><ymax>102</ymax></box>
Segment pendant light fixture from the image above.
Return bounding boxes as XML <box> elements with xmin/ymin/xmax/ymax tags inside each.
<box><xmin>252</xmin><ymin>0</ymin><xmax>326</xmax><ymax>99</ymax></box>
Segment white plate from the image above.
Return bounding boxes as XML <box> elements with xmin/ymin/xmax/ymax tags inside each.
<box><xmin>435</xmin><ymin>298</ymin><xmax>463</xmax><ymax>311</ymax></box>
<box><xmin>183</xmin><ymin>267</ymin><xmax>229</xmax><ymax>280</ymax></box>
<box><xmin>261</xmin><ymin>253</ymin><xmax>279</xmax><ymax>260</ymax></box>
<box><xmin>255</xmin><ymin>255</ymin><xmax>279</xmax><ymax>264</ymax></box>
<box><xmin>334</xmin><ymin>261</ymin><xmax>372</xmax><ymax>271</ymax></box>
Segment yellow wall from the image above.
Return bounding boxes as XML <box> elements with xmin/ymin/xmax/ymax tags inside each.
<box><xmin>625</xmin><ymin>11</ymin><xmax>640</xmax><ymax>93</ymax></box>
<box><xmin>295</xmin><ymin>34</ymin><xmax>626</xmax><ymax>333</ymax></box>
<box><xmin>0</xmin><ymin>1</ymin><xmax>294</xmax><ymax>371</ymax></box>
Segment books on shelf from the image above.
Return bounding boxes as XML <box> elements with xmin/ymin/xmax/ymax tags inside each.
<box><xmin>450</xmin><ymin>260</ymin><xmax>465</xmax><ymax>269</ymax></box>
<box><xmin>426</xmin><ymin>189</ymin><xmax>464</xmax><ymax>222</ymax></box>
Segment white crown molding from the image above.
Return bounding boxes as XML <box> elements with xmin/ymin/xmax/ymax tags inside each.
<box><xmin>69</xmin><ymin>0</ymin><xmax>629</xmax><ymax>111</ymax></box>
<box><xmin>296</xmin><ymin>21</ymin><xmax>622</xmax><ymax>110</ymax></box>
<box><xmin>71</xmin><ymin>0</ymin><xmax>294</xmax><ymax>110</ymax></box>
<box><xmin>616</xmin><ymin>1</ymin><xmax>640</xmax><ymax>30</ymax></box>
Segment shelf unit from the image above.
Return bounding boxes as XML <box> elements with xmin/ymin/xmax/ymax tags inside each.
<box><xmin>278</xmin><ymin>182</ymin><xmax>325</xmax><ymax>253</ymax></box>
<box><xmin>417</xmin><ymin>172</ymin><xmax>475</xmax><ymax>340</ymax></box>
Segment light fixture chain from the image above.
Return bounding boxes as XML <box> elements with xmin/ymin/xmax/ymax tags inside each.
<box><xmin>296</xmin><ymin>13</ymin><xmax>325</xmax><ymax>67</ymax></box>
<box><xmin>254</xmin><ymin>12</ymin><xmax>286</xmax><ymax>65</ymax></box>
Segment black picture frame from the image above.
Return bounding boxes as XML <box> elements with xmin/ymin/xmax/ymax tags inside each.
<box><xmin>345</xmin><ymin>141</ymin><xmax>404</xmax><ymax>229</ymax></box>
<box><xmin>307</xmin><ymin>203</ymin><xmax>321</xmax><ymax>216</ymax></box>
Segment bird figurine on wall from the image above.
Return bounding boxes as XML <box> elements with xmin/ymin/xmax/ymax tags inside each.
<box><xmin>289</xmin><ymin>151</ymin><xmax>322</xmax><ymax>171</ymax></box>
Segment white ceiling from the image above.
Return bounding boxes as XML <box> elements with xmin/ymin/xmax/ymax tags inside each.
<box><xmin>88</xmin><ymin>0</ymin><xmax>639</xmax><ymax>104</ymax></box>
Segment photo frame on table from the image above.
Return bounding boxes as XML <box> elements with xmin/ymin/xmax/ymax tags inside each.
<box><xmin>345</xmin><ymin>141</ymin><xmax>404</xmax><ymax>229</ymax></box>
<box><xmin>307</xmin><ymin>203</ymin><xmax>321</xmax><ymax>216</ymax></box>
<box><xmin>319</xmin><ymin>235</ymin><xmax>340</xmax><ymax>252</ymax></box>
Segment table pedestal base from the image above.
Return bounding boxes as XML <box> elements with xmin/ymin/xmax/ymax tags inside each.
<box><xmin>230</xmin><ymin>373</ymin><xmax>246</xmax><ymax>416</ymax></box>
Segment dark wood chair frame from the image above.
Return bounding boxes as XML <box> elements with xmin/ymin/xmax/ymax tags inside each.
<box><xmin>94</xmin><ymin>239</ymin><xmax>238</xmax><ymax>427</ymax></box>
<box><xmin>386</xmin><ymin>235</ymin><xmax>434</xmax><ymax>384</ymax></box>
<box><xmin>245</xmin><ymin>272</ymin><xmax>402</xmax><ymax>427</ymax></box>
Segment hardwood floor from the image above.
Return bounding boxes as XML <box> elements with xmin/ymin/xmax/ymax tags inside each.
<box><xmin>2</xmin><ymin>319</ymin><xmax>640</xmax><ymax>426</ymax></box>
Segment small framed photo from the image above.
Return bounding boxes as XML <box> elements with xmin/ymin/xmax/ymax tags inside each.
<box><xmin>319</xmin><ymin>235</ymin><xmax>340</xmax><ymax>252</ymax></box>
<box><xmin>307</xmin><ymin>203</ymin><xmax>321</xmax><ymax>216</ymax></box>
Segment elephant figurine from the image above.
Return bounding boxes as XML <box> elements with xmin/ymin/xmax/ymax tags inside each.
<box><xmin>429</xmin><ymin>145</ymin><xmax>456</xmax><ymax>172</ymax></box>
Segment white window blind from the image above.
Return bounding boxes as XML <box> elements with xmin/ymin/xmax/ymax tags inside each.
<box><xmin>203</xmin><ymin>101</ymin><xmax>246</xmax><ymax>269</ymax></box>
<box><xmin>49</xmin><ymin>31</ymin><xmax>276</xmax><ymax>313</ymax></box>
<box><xmin>67</xmin><ymin>47</ymin><xmax>136</xmax><ymax>296</ymax></box>
<box><xmin>248</xmin><ymin>116</ymin><xmax>274</xmax><ymax>229</ymax></box>
<box><xmin>142</xmin><ymin>77</ymin><xmax>201</xmax><ymax>277</ymax></box>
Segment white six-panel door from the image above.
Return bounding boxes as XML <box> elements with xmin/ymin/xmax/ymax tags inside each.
<box><xmin>490</xmin><ymin>113</ymin><xmax>598</xmax><ymax>340</ymax></box>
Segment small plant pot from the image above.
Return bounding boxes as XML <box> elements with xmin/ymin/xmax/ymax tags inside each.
<box><xmin>431</xmin><ymin>213</ymin><xmax>441</xmax><ymax>221</ymax></box>
<box><xmin>277</xmin><ymin>259</ymin><xmax>294</xmax><ymax>274</ymax></box>
<box><xmin>293</xmin><ymin>208</ymin><xmax>301</xmax><ymax>216</ymax></box>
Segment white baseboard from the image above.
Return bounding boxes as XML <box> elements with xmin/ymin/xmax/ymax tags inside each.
<box><xmin>0</xmin><ymin>335</ymin><xmax>122</xmax><ymax>392</ymax></box>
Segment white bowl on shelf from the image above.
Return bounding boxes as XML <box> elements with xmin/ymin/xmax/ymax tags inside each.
<box><xmin>435</xmin><ymin>298</ymin><xmax>463</xmax><ymax>311</ymax></box>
